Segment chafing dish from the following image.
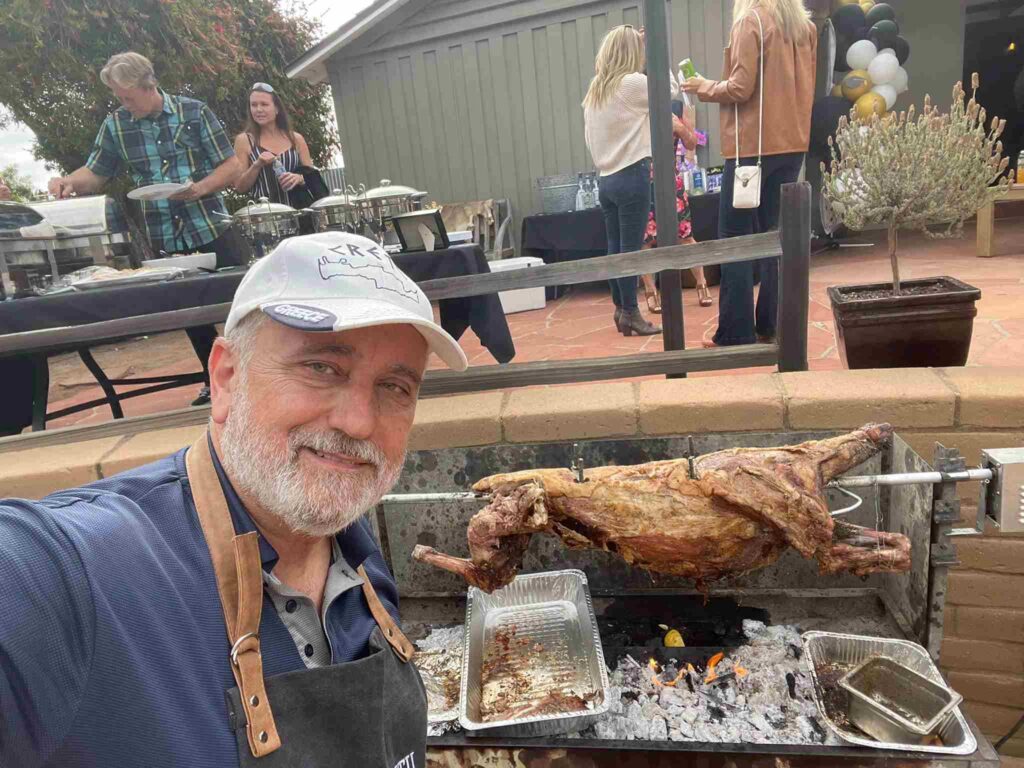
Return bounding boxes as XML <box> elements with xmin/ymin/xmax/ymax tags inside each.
<box><xmin>0</xmin><ymin>196</ymin><xmax>132</xmax><ymax>299</ymax></box>
<box><xmin>309</xmin><ymin>189</ymin><xmax>362</xmax><ymax>233</ymax></box>
<box><xmin>354</xmin><ymin>179</ymin><xmax>428</xmax><ymax>245</ymax></box>
<box><xmin>225</xmin><ymin>198</ymin><xmax>315</xmax><ymax>260</ymax></box>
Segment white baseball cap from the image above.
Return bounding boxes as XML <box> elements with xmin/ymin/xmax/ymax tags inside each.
<box><xmin>224</xmin><ymin>232</ymin><xmax>468</xmax><ymax>371</ymax></box>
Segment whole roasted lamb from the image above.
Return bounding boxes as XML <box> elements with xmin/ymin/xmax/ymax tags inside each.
<box><xmin>413</xmin><ymin>424</ymin><xmax>910</xmax><ymax>592</ymax></box>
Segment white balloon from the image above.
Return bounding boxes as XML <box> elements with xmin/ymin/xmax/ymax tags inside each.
<box><xmin>872</xmin><ymin>84</ymin><xmax>898</xmax><ymax>110</ymax></box>
<box><xmin>847</xmin><ymin>40</ymin><xmax>878</xmax><ymax>71</ymax></box>
<box><xmin>891</xmin><ymin>66</ymin><xmax>909</xmax><ymax>94</ymax></box>
<box><xmin>868</xmin><ymin>52</ymin><xmax>900</xmax><ymax>86</ymax></box>
<box><xmin>879</xmin><ymin>48</ymin><xmax>896</xmax><ymax>58</ymax></box>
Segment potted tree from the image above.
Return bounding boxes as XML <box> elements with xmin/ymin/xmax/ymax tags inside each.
<box><xmin>822</xmin><ymin>74</ymin><xmax>1011</xmax><ymax>369</ymax></box>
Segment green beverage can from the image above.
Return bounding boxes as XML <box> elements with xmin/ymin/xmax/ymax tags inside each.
<box><xmin>680</xmin><ymin>58</ymin><xmax>699</xmax><ymax>80</ymax></box>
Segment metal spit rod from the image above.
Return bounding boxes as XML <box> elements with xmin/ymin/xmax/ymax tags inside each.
<box><xmin>379</xmin><ymin>468</ymin><xmax>996</xmax><ymax>506</ymax></box>
<box><xmin>829</xmin><ymin>468</ymin><xmax>994</xmax><ymax>488</ymax></box>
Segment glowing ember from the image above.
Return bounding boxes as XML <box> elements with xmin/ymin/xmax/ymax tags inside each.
<box><xmin>734</xmin><ymin>663</ymin><xmax>749</xmax><ymax>678</ymax></box>
<box><xmin>705</xmin><ymin>651</ymin><xmax>725</xmax><ymax>684</ymax></box>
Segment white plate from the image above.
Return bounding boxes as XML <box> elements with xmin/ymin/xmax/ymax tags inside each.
<box><xmin>127</xmin><ymin>182</ymin><xmax>190</xmax><ymax>201</ymax></box>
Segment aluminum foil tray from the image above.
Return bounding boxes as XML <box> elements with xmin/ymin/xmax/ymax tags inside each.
<box><xmin>415</xmin><ymin>647</ymin><xmax>462</xmax><ymax>724</ymax></box>
<box><xmin>460</xmin><ymin>569</ymin><xmax>610</xmax><ymax>737</ymax></box>
<box><xmin>803</xmin><ymin>631</ymin><xmax>977</xmax><ymax>755</ymax></box>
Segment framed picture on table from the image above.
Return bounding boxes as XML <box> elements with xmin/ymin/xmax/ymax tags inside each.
<box><xmin>390</xmin><ymin>209</ymin><xmax>451</xmax><ymax>253</ymax></box>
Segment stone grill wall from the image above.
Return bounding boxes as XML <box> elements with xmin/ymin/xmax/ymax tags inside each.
<box><xmin>1</xmin><ymin>367</ymin><xmax>1022</xmax><ymax>757</ymax></box>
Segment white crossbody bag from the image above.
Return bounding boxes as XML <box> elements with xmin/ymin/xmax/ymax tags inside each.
<box><xmin>732</xmin><ymin>10</ymin><xmax>765</xmax><ymax>210</ymax></box>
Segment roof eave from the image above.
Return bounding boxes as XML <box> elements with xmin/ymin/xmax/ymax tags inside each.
<box><xmin>286</xmin><ymin>0</ymin><xmax>412</xmax><ymax>84</ymax></box>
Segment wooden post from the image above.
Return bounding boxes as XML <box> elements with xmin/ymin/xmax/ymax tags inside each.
<box><xmin>777</xmin><ymin>181</ymin><xmax>811</xmax><ymax>373</ymax></box>
<box><xmin>643</xmin><ymin>0</ymin><xmax>685</xmax><ymax>369</ymax></box>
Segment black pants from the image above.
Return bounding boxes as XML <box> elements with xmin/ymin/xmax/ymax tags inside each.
<box><xmin>183</xmin><ymin>225</ymin><xmax>251</xmax><ymax>379</ymax></box>
<box><xmin>714</xmin><ymin>152</ymin><xmax>804</xmax><ymax>345</ymax></box>
<box><xmin>598</xmin><ymin>158</ymin><xmax>650</xmax><ymax>310</ymax></box>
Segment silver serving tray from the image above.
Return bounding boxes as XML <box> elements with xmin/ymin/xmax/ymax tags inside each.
<box><xmin>459</xmin><ymin>569</ymin><xmax>610</xmax><ymax>737</ymax></box>
<box><xmin>803</xmin><ymin>631</ymin><xmax>977</xmax><ymax>755</ymax></box>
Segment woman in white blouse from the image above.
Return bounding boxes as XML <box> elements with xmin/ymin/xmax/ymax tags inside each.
<box><xmin>583</xmin><ymin>25</ymin><xmax>661</xmax><ymax>337</ymax></box>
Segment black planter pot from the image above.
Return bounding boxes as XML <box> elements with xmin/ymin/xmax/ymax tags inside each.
<box><xmin>827</xmin><ymin>276</ymin><xmax>981</xmax><ymax>369</ymax></box>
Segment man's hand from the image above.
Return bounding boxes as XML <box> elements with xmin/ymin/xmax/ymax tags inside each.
<box><xmin>680</xmin><ymin>76</ymin><xmax>708</xmax><ymax>94</ymax></box>
<box><xmin>48</xmin><ymin>177</ymin><xmax>76</xmax><ymax>199</ymax></box>
<box><xmin>0</xmin><ymin>182</ymin><xmax>11</xmax><ymax>201</ymax></box>
<box><xmin>169</xmin><ymin>181</ymin><xmax>206</xmax><ymax>202</ymax></box>
<box><xmin>278</xmin><ymin>172</ymin><xmax>305</xmax><ymax>191</ymax></box>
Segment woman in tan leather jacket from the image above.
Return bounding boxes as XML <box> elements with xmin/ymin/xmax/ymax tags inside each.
<box><xmin>682</xmin><ymin>0</ymin><xmax>816</xmax><ymax>347</ymax></box>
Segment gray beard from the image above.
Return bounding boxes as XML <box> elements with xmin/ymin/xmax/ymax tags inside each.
<box><xmin>219</xmin><ymin>383</ymin><xmax>404</xmax><ymax>537</ymax></box>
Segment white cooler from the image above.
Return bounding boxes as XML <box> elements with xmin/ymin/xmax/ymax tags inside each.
<box><xmin>487</xmin><ymin>256</ymin><xmax>546</xmax><ymax>314</ymax></box>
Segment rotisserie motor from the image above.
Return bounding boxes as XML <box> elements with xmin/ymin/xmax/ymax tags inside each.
<box><xmin>413</xmin><ymin>424</ymin><xmax>911</xmax><ymax>592</ymax></box>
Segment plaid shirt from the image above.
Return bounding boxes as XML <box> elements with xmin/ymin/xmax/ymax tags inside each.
<box><xmin>86</xmin><ymin>92</ymin><xmax>235</xmax><ymax>252</ymax></box>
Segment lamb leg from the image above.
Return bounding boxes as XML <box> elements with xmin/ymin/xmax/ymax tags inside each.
<box><xmin>412</xmin><ymin>544</ymin><xmax>513</xmax><ymax>592</ymax></box>
<box><xmin>821</xmin><ymin>520</ymin><xmax>912</xmax><ymax>576</ymax></box>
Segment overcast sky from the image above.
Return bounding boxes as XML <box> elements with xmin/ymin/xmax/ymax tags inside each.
<box><xmin>1</xmin><ymin>0</ymin><xmax>374</xmax><ymax>192</ymax></box>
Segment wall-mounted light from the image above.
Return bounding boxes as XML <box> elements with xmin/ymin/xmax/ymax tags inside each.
<box><xmin>1009</xmin><ymin>42</ymin><xmax>1017</xmax><ymax>52</ymax></box>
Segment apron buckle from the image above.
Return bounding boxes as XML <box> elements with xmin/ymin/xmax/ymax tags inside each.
<box><xmin>231</xmin><ymin>631</ymin><xmax>259</xmax><ymax>667</ymax></box>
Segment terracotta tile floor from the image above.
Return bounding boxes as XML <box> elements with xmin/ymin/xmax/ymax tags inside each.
<box><xmin>42</xmin><ymin>218</ymin><xmax>1024</xmax><ymax>430</ymax></box>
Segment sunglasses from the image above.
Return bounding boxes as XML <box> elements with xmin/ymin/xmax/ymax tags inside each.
<box><xmin>251</xmin><ymin>82</ymin><xmax>275</xmax><ymax>94</ymax></box>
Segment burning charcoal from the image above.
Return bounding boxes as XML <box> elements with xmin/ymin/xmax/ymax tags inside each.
<box><xmin>742</xmin><ymin>619</ymin><xmax>769</xmax><ymax>641</ymax></box>
<box><xmin>788</xmin><ymin>643</ymin><xmax>802</xmax><ymax>659</ymax></box>
<box><xmin>693</xmin><ymin>723</ymin><xmax>718</xmax><ymax>742</ymax></box>
<box><xmin>708</xmin><ymin>705</ymin><xmax>726</xmax><ymax>722</ymax></box>
<box><xmin>658</xmin><ymin>686</ymin><xmax>684</xmax><ymax>708</ymax></box>
<box><xmin>681</xmin><ymin>706</ymin><xmax>700</xmax><ymax>724</ymax></box>
<box><xmin>650</xmin><ymin>717</ymin><xmax>669</xmax><ymax>741</ymax></box>
<box><xmin>642</xmin><ymin>701</ymin><xmax>666</xmax><ymax>722</ymax></box>
<box><xmin>785</xmin><ymin>672</ymin><xmax>797</xmax><ymax>699</ymax></box>
<box><xmin>747</xmin><ymin>712</ymin><xmax>773</xmax><ymax>733</ymax></box>
<box><xmin>595</xmin><ymin>715</ymin><xmax>630</xmax><ymax>741</ymax></box>
<box><xmin>735</xmin><ymin>694</ymin><xmax>746</xmax><ymax>707</ymax></box>
<box><xmin>684</xmin><ymin>673</ymin><xmax>695</xmax><ymax>693</ymax></box>
<box><xmin>670</xmin><ymin>718</ymin><xmax>695</xmax><ymax>739</ymax></box>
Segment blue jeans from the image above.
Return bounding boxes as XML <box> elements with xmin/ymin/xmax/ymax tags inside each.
<box><xmin>598</xmin><ymin>158</ymin><xmax>650</xmax><ymax>310</ymax></box>
<box><xmin>713</xmin><ymin>152</ymin><xmax>804</xmax><ymax>345</ymax></box>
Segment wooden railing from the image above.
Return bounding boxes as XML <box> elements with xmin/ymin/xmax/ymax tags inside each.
<box><xmin>418</xmin><ymin>181</ymin><xmax>812</xmax><ymax>396</ymax></box>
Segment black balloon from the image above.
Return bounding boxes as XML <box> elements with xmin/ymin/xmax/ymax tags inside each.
<box><xmin>810</xmin><ymin>96</ymin><xmax>852</xmax><ymax>159</ymax></box>
<box><xmin>832</xmin><ymin>4</ymin><xmax>867</xmax><ymax>36</ymax></box>
<box><xmin>865</xmin><ymin>3</ymin><xmax>897</xmax><ymax>26</ymax></box>
<box><xmin>835</xmin><ymin>35</ymin><xmax>853</xmax><ymax>72</ymax></box>
<box><xmin>892</xmin><ymin>36</ymin><xmax>910</xmax><ymax>65</ymax></box>
<box><xmin>868</xmin><ymin>19</ymin><xmax>899</xmax><ymax>48</ymax></box>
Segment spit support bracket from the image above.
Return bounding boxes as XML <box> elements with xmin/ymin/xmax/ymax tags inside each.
<box><xmin>570</xmin><ymin>442</ymin><xmax>587</xmax><ymax>483</ymax></box>
<box><xmin>827</xmin><ymin>445</ymin><xmax>1024</xmax><ymax>536</ymax></box>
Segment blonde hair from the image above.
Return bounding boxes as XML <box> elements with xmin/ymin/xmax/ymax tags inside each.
<box><xmin>733</xmin><ymin>0</ymin><xmax>811</xmax><ymax>42</ymax></box>
<box><xmin>582</xmin><ymin>26</ymin><xmax>645</xmax><ymax>110</ymax></box>
<box><xmin>100</xmin><ymin>52</ymin><xmax>158</xmax><ymax>90</ymax></box>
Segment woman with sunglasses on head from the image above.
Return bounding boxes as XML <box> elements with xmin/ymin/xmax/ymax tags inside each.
<box><xmin>234</xmin><ymin>82</ymin><xmax>314</xmax><ymax>204</ymax></box>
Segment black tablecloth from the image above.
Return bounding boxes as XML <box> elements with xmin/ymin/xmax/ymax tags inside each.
<box><xmin>0</xmin><ymin>244</ymin><xmax>513</xmax><ymax>434</ymax></box>
<box><xmin>520</xmin><ymin>193</ymin><xmax>722</xmax><ymax>296</ymax></box>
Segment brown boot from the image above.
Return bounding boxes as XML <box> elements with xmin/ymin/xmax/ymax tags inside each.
<box><xmin>620</xmin><ymin>308</ymin><xmax>661</xmax><ymax>337</ymax></box>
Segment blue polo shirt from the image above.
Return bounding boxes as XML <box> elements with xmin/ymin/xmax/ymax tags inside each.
<box><xmin>0</xmin><ymin>443</ymin><xmax>401</xmax><ymax>768</ymax></box>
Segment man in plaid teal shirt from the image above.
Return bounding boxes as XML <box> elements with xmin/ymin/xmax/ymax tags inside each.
<box><xmin>50</xmin><ymin>52</ymin><xmax>246</xmax><ymax>266</ymax></box>
<box><xmin>50</xmin><ymin>52</ymin><xmax>249</xmax><ymax>403</ymax></box>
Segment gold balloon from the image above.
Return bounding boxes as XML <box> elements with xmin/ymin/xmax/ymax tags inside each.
<box><xmin>831</xmin><ymin>83</ymin><xmax>844</xmax><ymax>97</ymax></box>
<box><xmin>841</xmin><ymin>70</ymin><xmax>873</xmax><ymax>102</ymax></box>
<box><xmin>832</xmin><ymin>0</ymin><xmax>859</xmax><ymax>9</ymax></box>
<box><xmin>854</xmin><ymin>92</ymin><xmax>887</xmax><ymax>120</ymax></box>
<box><xmin>859</xmin><ymin>0</ymin><xmax>875</xmax><ymax>10</ymax></box>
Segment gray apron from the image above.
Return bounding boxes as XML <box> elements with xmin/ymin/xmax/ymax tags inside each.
<box><xmin>187</xmin><ymin>436</ymin><xmax>427</xmax><ymax>768</ymax></box>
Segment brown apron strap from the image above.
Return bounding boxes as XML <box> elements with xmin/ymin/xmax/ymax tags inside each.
<box><xmin>186</xmin><ymin>437</ymin><xmax>282</xmax><ymax>757</ymax></box>
<box><xmin>357</xmin><ymin>565</ymin><xmax>415</xmax><ymax>663</ymax></box>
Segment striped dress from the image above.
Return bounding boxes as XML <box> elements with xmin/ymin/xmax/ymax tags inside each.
<box><xmin>245</xmin><ymin>133</ymin><xmax>299</xmax><ymax>204</ymax></box>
